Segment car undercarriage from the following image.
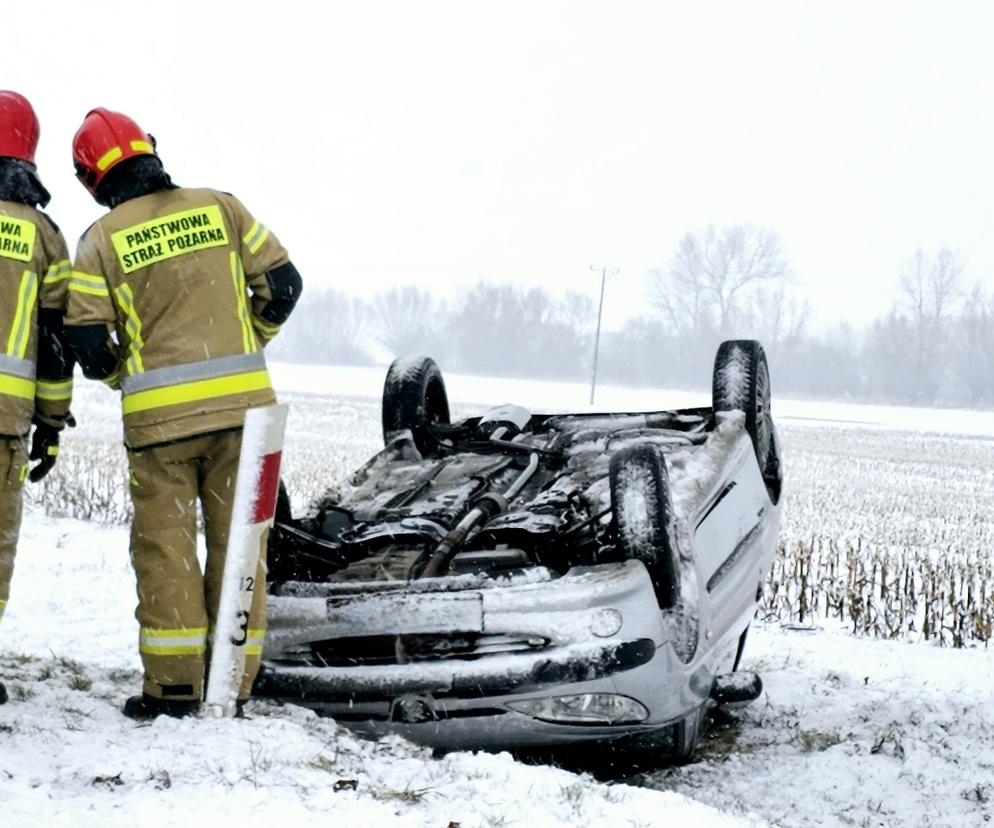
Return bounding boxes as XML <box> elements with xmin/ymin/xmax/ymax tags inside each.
<box><xmin>258</xmin><ymin>340</ymin><xmax>782</xmax><ymax>756</ymax></box>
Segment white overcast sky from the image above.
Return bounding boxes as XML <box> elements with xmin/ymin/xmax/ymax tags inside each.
<box><xmin>7</xmin><ymin>1</ymin><xmax>994</xmax><ymax>331</ymax></box>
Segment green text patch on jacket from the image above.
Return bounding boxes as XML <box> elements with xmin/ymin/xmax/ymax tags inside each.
<box><xmin>66</xmin><ymin>187</ymin><xmax>290</xmax><ymax>448</ymax></box>
<box><xmin>0</xmin><ymin>216</ymin><xmax>36</xmax><ymax>262</ymax></box>
<box><xmin>111</xmin><ymin>205</ymin><xmax>228</xmax><ymax>273</ymax></box>
<box><xmin>0</xmin><ymin>202</ymin><xmax>73</xmax><ymax>436</ymax></box>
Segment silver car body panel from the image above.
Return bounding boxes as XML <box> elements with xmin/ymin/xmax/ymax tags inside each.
<box><xmin>262</xmin><ymin>412</ymin><xmax>780</xmax><ymax>749</ymax></box>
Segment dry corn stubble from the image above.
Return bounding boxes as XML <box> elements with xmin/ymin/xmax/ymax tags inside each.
<box><xmin>765</xmin><ymin>426</ymin><xmax>994</xmax><ymax>647</ymax></box>
<box><xmin>30</xmin><ymin>385</ymin><xmax>993</xmax><ymax>647</ymax></box>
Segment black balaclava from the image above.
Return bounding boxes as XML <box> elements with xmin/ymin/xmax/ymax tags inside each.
<box><xmin>0</xmin><ymin>157</ymin><xmax>51</xmax><ymax>208</ymax></box>
<box><xmin>95</xmin><ymin>154</ymin><xmax>174</xmax><ymax>209</ymax></box>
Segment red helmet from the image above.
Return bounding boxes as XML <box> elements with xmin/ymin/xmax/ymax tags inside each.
<box><xmin>72</xmin><ymin>107</ymin><xmax>156</xmax><ymax>194</ymax></box>
<box><xmin>0</xmin><ymin>91</ymin><xmax>40</xmax><ymax>164</ymax></box>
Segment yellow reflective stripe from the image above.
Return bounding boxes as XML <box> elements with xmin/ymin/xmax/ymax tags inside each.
<box><xmin>0</xmin><ymin>598</ymin><xmax>6</xmax><ymax>621</ymax></box>
<box><xmin>71</xmin><ymin>272</ymin><xmax>107</xmax><ymax>285</ymax></box>
<box><xmin>18</xmin><ymin>465</ymin><xmax>27</xmax><ymax>482</ymax></box>
<box><xmin>229</xmin><ymin>253</ymin><xmax>257</xmax><ymax>354</ymax></box>
<box><xmin>6</xmin><ymin>271</ymin><xmax>38</xmax><ymax>358</ymax></box>
<box><xmin>0</xmin><ymin>374</ymin><xmax>35</xmax><ymax>400</ymax></box>
<box><xmin>36</xmin><ymin>378</ymin><xmax>73</xmax><ymax>401</ymax></box>
<box><xmin>70</xmin><ymin>271</ymin><xmax>110</xmax><ymax>297</ymax></box>
<box><xmin>122</xmin><ymin>369</ymin><xmax>272</xmax><ymax>415</ymax></box>
<box><xmin>18</xmin><ymin>273</ymin><xmax>38</xmax><ymax>357</ymax></box>
<box><xmin>96</xmin><ymin>146</ymin><xmax>123</xmax><ymax>171</ymax></box>
<box><xmin>43</xmin><ymin>259</ymin><xmax>72</xmax><ymax>285</ymax></box>
<box><xmin>245</xmin><ymin>629</ymin><xmax>265</xmax><ymax>656</ymax></box>
<box><xmin>139</xmin><ymin>642</ymin><xmax>207</xmax><ymax>655</ymax></box>
<box><xmin>248</xmin><ymin>227</ymin><xmax>269</xmax><ymax>254</ymax></box>
<box><xmin>130</xmin><ymin>140</ymin><xmax>153</xmax><ymax>153</ymax></box>
<box><xmin>70</xmin><ymin>284</ymin><xmax>109</xmax><ymax>296</ymax></box>
<box><xmin>251</xmin><ymin>317</ymin><xmax>281</xmax><ymax>337</ymax></box>
<box><xmin>139</xmin><ymin>626</ymin><xmax>208</xmax><ymax>656</ymax></box>
<box><xmin>141</xmin><ymin>626</ymin><xmax>209</xmax><ymax>638</ymax></box>
<box><xmin>114</xmin><ymin>284</ymin><xmax>145</xmax><ymax>375</ymax></box>
<box><xmin>139</xmin><ymin>644</ymin><xmax>206</xmax><ymax>655</ymax></box>
<box><xmin>242</xmin><ymin>221</ymin><xmax>269</xmax><ymax>254</ymax></box>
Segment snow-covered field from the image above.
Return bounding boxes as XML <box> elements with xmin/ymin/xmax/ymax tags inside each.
<box><xmin>2</xmin><ymin>363</ymin><xmax>993</xmax><ymax>827</ymax></box>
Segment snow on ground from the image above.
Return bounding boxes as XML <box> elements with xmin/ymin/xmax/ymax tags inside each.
<box><xmin>650</xmin><ymin>624</ymin><xmax>994</xmax><ymax>827</ymax></box>
<box><xmin>4</xmin><ymin>362</ymin><xmax>994</xmax><ymax>827</ymax></box>
<box><xmin>0</xmin><ymin>519</ymin><xmax>758</xmax><ymax>828</ymax></box>
<box><xmin>4</xmin><ymin>518</ymin><xmax>992</xmax><ymax>826</ymax></box>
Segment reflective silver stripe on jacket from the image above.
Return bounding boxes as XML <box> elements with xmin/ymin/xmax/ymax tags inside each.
<box><xmin>0</xmin><ymin>354</ymin><xmax>36</xmax><ymax>380</ymax></box>
<box><xmin>119</xmin><ymin>351</ymin><xmax>267</xmax><ymax>395</ymax></box>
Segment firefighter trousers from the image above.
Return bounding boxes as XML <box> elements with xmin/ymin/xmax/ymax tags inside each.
<box><xmin>126</xmin><ymin>429</ymin><xmax>267</xmax><ymax>701</ymax></box>
<box><xmin>0</xmin><ymin>436</ymin><xmax>27</xmax><ymax>626</ymax></box>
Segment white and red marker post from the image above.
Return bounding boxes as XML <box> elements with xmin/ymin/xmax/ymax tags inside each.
<box><xmin>205</xmin><ymin>404</ymin><xmax>289</xmax><ymax>717</ymax></box>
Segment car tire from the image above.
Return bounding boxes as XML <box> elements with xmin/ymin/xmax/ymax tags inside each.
<box><xmin>609</xmin><ymin>443</ymin><xmax>681</xmax><ymax>610</ymax></box>
<box><xmin>381</xmin><ymin>356</ymin><xmax>451</xmax><ymax>457</ymax></box>
<box><xmin>712</xmin><ymin>339</ymin><xmax>776</xmax><ymax>479</ymax></box>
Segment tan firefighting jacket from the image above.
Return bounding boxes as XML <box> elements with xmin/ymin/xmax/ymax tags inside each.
<box><xmin>65</xmin><ymin>187</ymin><xmax>290</xmax><ymax>448</ymax></box>
<box><xmin>0</xmin><ymin>200</ymin><xmax>73</xmax><ymax>437</ymax></box>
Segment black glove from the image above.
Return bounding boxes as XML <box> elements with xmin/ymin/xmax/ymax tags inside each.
<box><xmin>28</xmin><ymin>422</ymin><xmax>60</xmax><ymax>482</ymax></box>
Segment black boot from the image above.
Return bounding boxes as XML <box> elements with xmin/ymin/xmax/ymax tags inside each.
<box><xmin>123</xmin><ymin>693</ymin><xmax>200</xmax><ymax>720</ymax></box>
<box><xmin>0</xmin><ymin>681</ymin><xmax>7</xmax><ymax>705</ymax></box>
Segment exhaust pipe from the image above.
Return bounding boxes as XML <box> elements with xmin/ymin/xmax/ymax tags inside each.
<box><xmin>420</xmin><ymin>452</ymin><xmax>540</xmax><ymax>578</ymax></box>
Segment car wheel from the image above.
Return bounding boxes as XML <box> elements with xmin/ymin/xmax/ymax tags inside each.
<box><xmin>712</xmin><ymin>339</ymin><xmax>777</xmax><ymax>478</ymax></box>
<box><xmin>609</xmin><ymin>443</ymin><xmax>681</xmax><ymax>610</ymax></box>
<box><xmin>381</xmin><ymin>355</ymin><xmax>451</xmax><ymax>457</ymax></box>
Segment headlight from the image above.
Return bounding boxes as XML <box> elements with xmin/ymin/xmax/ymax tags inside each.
<box><xmin>506</xmin><ymin>693</ymin><xmax>648</xmax><ymax>725</ymax></box>
<box><xmin>590</xmin><ymin>608</ymin><xmax>623</xmax><ymax>637</ymax></box>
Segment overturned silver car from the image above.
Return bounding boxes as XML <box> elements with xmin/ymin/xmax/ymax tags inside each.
<box><xmin>257</xmin><ymin>339</ymin><xmax>782</xmax><ymax>757</ymax></box>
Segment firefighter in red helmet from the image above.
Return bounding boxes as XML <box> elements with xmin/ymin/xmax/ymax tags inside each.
<box><xmin>64</xmin><ymin>108</ymin><xmax>302</xmax><ymax>719</ymax></box>
<box><xmin>0</xmin><ymin>91</ymin><xmax>75</xmax><ymax>704</ymax></box>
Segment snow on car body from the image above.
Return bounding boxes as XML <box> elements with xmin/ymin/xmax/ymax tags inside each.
<box><xmin>258</xmin><ymin>340</ymin><xmax>782</xmax><ymax>756</ymax></box>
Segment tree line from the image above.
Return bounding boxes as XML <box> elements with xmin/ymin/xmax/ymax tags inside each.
<box><xmin>269</xmin><ymin>225</ymin><xmax>994</xmax><ymax>407</ymax></box>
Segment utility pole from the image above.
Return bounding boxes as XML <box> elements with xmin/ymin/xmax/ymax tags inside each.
<box><xmin>589</xmin><ymin>265</ymin><xmax>618</xmax><ymax>406</ymax></box>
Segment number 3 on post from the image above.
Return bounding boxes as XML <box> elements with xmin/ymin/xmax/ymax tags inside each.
<box><xmin>205</xmin><ymin>404</ymin><xmax>288</xmax><ymax>717</ymax></box>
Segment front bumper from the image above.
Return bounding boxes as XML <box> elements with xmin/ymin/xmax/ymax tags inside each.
<box><xmin>258</xmin><ymin>560</ymin><xmax>713</xmax><ymax>748</ymax></box>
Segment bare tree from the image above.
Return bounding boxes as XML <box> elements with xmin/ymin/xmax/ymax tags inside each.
<box><xmin>949</xmin><ymin>285</ymin><xmax>994</xmax><ymax>404</ymax></box>
<box><xmin>897</xmin><ymin>247</ymin><xmax>964</xmax><ymax>402</ymax></box>
<box><xmin>268</xmin><ymin>287</ymin><xmax>371</xmax><ymax>365</ymax></box>
<box><xmin>863</xmin><ymin>310</ymin><xmax>916</xmax><ymax>401</ymax></box>
<box><xmin>448</xmin><ymin>282</ymin><xmax>591</xmax><ymax>379</ymax></box>
<box><xmin>372</xmin><ymin>285</ymin><xmax>450</xmax><ymax>361</ymax></box>
<box><xmin>900</xmin><ymin>247</ymin><xmax>964</xmax><ymax>324</ymax></box>
<box><xmin>649</xmin><ymin>225</ymin><xmax>792</xmax><ymax>339</ymax></box>
<box><xmin>646</xmin><ymin>224</ymin><xmax>796</xmax><ymax>383</ymax></box>
<box><xmin>558</xmin><ymin>290</ymin><xmax>596</xmax><ymax>338</ymax></box>
<box><xmin>745</xmin><ymin>285</ymin><xmax>811</xmax><ymax>355</ymax></box>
